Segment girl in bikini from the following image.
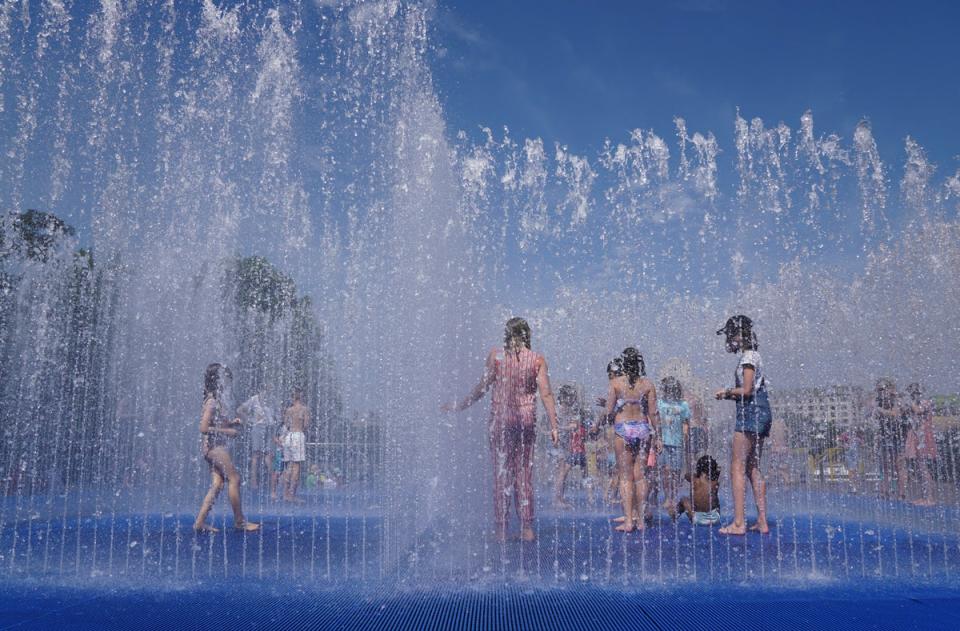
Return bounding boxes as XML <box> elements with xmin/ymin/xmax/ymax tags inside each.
<box><xmin>193</xmin><ymin>363</ymin><xmax>260</xmax><ymax>533</ymax></box>
<box><xmin>604</xmin><ymin>347</ymin><xmax>660</xmax><ymax>532</ymax></box>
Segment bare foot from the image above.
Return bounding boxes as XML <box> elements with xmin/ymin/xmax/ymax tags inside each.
<box><xmin>520</xmin><ymin>526</ymin><xmax>536</xmax><ymax>542</ymax></box>
<box><xmin>719</xmin><ymin>523</ymin><xmax>747</xmax><ymax>535</ymax></box>
<box><xmin>748</xmin><ymin>521</ymin><xmax>770</xmax><ymax>534</ymax></box>
<box><xmin>235</xmin><ymin>521</ymin><xmax>261</xmax><ymax>532</ymax></box>
<box><xmin>193</xmin><ymin>522</ymin><xmax>220</xmax><ymax>533</ymax></box>
<box><xmin>614</xmin><ymin>521</ymin><xmax>636</xmax><ymax>533</ymax></box>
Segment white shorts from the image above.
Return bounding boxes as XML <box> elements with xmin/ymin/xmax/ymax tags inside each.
<box><xmin>282</xmin><ymin>431</ymin><xmax>306</xmax><ymax>463</ymax></box>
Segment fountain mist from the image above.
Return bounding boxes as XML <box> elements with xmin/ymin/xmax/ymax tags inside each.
<box><xmin>0</xmin><ymin>0</ymin><xmax>958</xmax><ymax>591</ymax></box>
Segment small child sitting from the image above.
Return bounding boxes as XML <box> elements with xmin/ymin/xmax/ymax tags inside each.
<box><xmin>305</xmin><ymin>464</ymin><xmax>320</xmax><ymax>490</ymax></box>
<box><xmin>677</xmin><ymin>455</ymin><xmax>721</xmax><ymax>526</ymax></box>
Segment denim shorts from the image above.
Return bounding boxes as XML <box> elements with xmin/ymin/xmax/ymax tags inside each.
<box><xmin>735</xmin><ymin>388</ymin><xmax>772</xmax><ymax>437</ymax></box>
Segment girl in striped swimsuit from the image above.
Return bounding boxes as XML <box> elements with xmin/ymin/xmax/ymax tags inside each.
<box><xmin>445</xmin><ymin>318</ymin><xmax>560</xmax><ymax>542</ymax></box>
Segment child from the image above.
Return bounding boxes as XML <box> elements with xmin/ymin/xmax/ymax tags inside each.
<box><xmin>657</xmin><ymin>376</ymin><xmax>691</xmax><ymax>519</ymax></box>
<box><xmin>282</xmin><ymin>388</ymin><xmax>310</xmax><ymax>503</ymax></box>
<box><xmin>906</xmin><ymin>383</ymin><xmax>937</xmax><ymax>506</ymax></box>
<box><xmin>678</xmin><ymin>455</ymin><xmax>721</xmax><ymax>526</ymax></box>
<box><xmin>554</xmin><ymin>384</ymin><xmax>590</xmax><ymax>509</ymax></box>
<box><xmin>714</xmin><ymin>315</ymin><xmax>771</xmax><ymax>535</ymax></box>
<box><xmin>604</xmin><ymin>347</ymin><xmax>660</xmax><ymax>532</ymax></box>
<box><xmin>194</xmin><ymin>363</ymin><xmax>259</xmax><ymax>532</ymax></box>
<box><xmin>305</xmin><ymin>464</ymin><xmax>320</xmax><ymax>490</ymax></box>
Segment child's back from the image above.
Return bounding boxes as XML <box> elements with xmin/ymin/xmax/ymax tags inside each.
<box><xmin>679</xmin><ymin>455</ymin><xmax>721</xmax><ymax>526</ymax></box>
<box><xmin>692</xmin><ymin>473</ymin><xmax>720</xmax><ymax>513</ymax></box>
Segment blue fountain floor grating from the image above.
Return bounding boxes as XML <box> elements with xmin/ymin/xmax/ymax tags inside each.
<box><xmin>2</xmin><ymin>581</ymin><xmax>960</xmax><ymax>630</ymax></box>
<box><xmin>2</xmin><ymin>507</ymin><xmax>958</xmax><ymax>586</ymax></box>
<box><xmin>2</xmin><ymin>488</ymin><xmax>960</xmax><ymax>628</ymax></box>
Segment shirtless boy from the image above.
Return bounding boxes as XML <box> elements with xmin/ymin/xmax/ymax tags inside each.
<box><xmin>282</xmin><ymin>388</ymin><xmax>310</xmax><ymax>502</ymax></box>
<box><xmin>677</xmin><ymin>455</ymin><xmax>721</xmax><ymax>526</ymax></box>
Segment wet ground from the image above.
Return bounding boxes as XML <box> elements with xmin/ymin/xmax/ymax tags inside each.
<box><xmin>1</xmin><ymin>488</ymin><xmax>959</xmax><ymax>628</ymax></box>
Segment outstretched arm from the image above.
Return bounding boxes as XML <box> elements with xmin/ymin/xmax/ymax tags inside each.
<box><xmin>536</xmin><ymin>357</ymin><xmax>560</xmax><ymax>446</ymax></box>
<box><xmin>443</xmin><ymin>350</ymin><xmax>496</xmax><ymax>412</ymax></box>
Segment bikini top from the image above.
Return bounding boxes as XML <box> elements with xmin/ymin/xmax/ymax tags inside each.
<box><xmin>614</xmin><ymin>398</ymin><xmax>644</xmax><ymax>412</ymax></box>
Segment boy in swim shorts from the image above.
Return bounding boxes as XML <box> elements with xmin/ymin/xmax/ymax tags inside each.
<box><xmin>282</xmin><ymin>388</ymin><xmax>310</xmax><ymax>502</ymax></box>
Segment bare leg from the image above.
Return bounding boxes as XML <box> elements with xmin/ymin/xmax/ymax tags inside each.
<box><xmin>914</xmin><ymin>460</ymin><xmax>936</xmax><ymax>506</ymax></box>
<box><xmin>644</xmin><ymin>462</ymin><xmax>657</xmax><ymax>523</ymax></box>
<box><xmin>206</xmin><ymin>448</ymin><xmax>259</xmax><ymax>531</ymax></box>
<box><xmin>678</xmin><ymin>496</ymin><xmax>694</xmax><ymax>523</ymax></box>
<box><xmin>194</xmin><ymin>467</ymin><xmax>224</xmax><ymax>532</ymax></box>
<box><xmin>270</xmin><ymin>468</ymin><xmax>281</xmax><ymax>500</ymax></box>
<box><xmin>746</xmin><ymin>435</ymin><xmax>769</xmax><ymax>533</ymax></box>
<box><xmin>490</xmin><ymin>429</ymin><xmax>510</xmax><ymax>541</ymax></box>
<box><xmin>516</xmin><ymin>426</ymin><xmax>537</xmax><ymax>541</ymax></box>
<box><xmin>606</xmin><ymin>469</ymin><xmax>620</xmax><ymax>504</ymax></box>
<box><xmin>284</xmin><ymin>462</ymin><xmax>303</xmax><ymax>501</ymax></box>
<box><xmin>633</xmin><ymin>454</ymin><xmax>648</xmax><ymax>530</ymax></box>
<box><xmin>250</xmin><ymin>452</ymin><xmax>262</xmax><ymax>489</ymax></box>
<box><xmin>554</xmin><ymin>460</ymin><xmax>573</xmax><ymax>508</ymax></box>
<box><xmin>614</xmin><ymin>437</ymin><xmax>636</xmax><ymax>532</ymax></box>
<box><xmin>720</xmin><ymin>432</ymin><xmax>749</xmax><ymax>535</ymax></box>
<box><xmin>895</xmin><ymin>455</ymin><xmax>908</xmax><ymax>500</ymax></box>
<box><xmin>662</xmin><ymin>466</ymin><xmax>679</xmax><ymax>519</ymax></box>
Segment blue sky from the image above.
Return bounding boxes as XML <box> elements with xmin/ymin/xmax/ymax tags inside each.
<box><xmin>433</xmin><ymin>0</ymin><xmax>960</xmax><ymax>170</ymax></box>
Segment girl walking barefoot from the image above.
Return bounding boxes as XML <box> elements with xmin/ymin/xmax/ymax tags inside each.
<box><xmin>715</xmin><ymin>316</ymin><xmax>771</xmax><ymax>536</ymax></box>
<box><xmin>194</xmin><ymin>363</ymin><xmax>260</xmax><ymax>533</ymax></box>
<box><xmin>604</xmin><ymin>348</ymin><xmax>660</xmax><ymax>532</ymax></box>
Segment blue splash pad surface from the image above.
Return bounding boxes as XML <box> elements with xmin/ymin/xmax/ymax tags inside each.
<box><xmin>2</xmin><ymin>492</ymin><xmax>959</xmax><ymax>628</ymax></box>
<box><xmin>2</xmin><ymin>508</ymin><xmax>958</xmax><ymax>584</ymax></box>
<box><xmin>2</xmin><ymin>580</ymin><xmax>959</xmax><ymax>630</ymax></box>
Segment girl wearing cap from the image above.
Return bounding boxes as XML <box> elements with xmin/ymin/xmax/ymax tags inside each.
<box><xmin>443</xmin><ymin>317</ymin><xmax>560</xmax><ymax>542</ymax></box>
<box><xmin>714</xmin><ymin>315</ymin><xmax>771</xmax><ymax>535</ymax></box>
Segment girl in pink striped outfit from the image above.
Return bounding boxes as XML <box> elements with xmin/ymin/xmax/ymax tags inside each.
<box><xmin>444</xmin><ymin>318</ymin><xmax>560</xmax><ymax>542</ymax></box>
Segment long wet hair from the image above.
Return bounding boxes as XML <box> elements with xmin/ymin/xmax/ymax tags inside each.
<box><xmin>504</xmin><ymin>317</ymin><xmax>531</xmax><ymax>353</ymax></box>
<box><xmin>204</xmin><ymin>363</ymin><xmax>232</xmax><ymax>401</ymax></box>
<box><xmin>620</xmin><ymin>347</ymin><xmax>645</xmax><ymax>386</ymax></box>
